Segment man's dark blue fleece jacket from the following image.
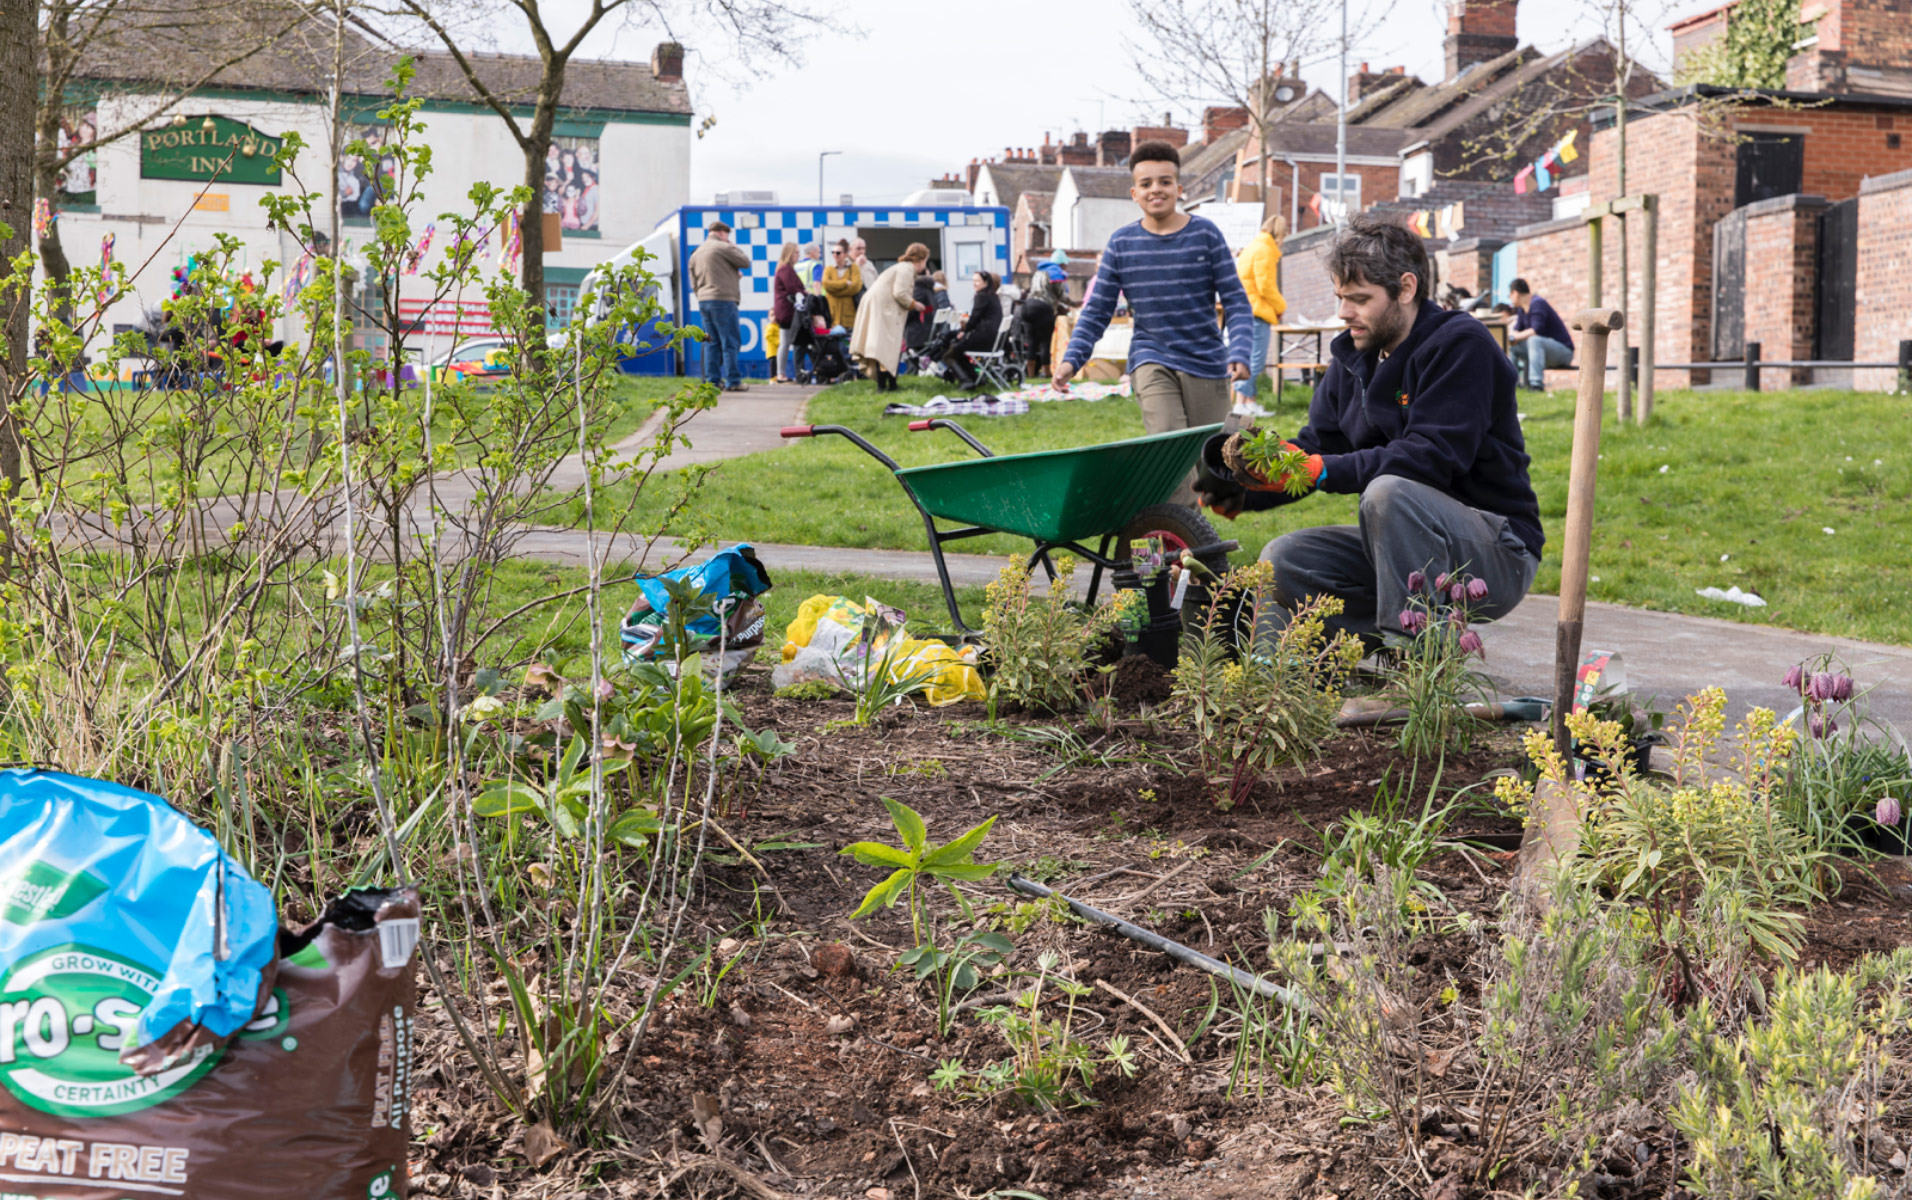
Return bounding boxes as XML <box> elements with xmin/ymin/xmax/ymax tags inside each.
<box><xmin>1216</xmin><ymin>300</ymin><xmax>1545</xmax><ymax>559</ymax></box>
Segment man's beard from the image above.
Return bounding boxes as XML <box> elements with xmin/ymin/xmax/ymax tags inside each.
<box><xmin>1364</xmin><ymin>301</ymin><xmax>1410</xmax><ymax>353</ymax></box>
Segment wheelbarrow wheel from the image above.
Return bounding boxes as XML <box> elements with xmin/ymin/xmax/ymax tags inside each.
<box><xmin>1118</xmin><ymin>503</ymin><xmax>1230</xmax><ymax>575</ymax></box>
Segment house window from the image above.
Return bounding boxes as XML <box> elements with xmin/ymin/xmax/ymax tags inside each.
<box><xmin>1320</xmin><ymin>173</ymin><xmax>1362</xmax><ymax>208</ymax></box>
<box><xmin>1734</xmin><ymin>132</ymin><xmax>1803</xmax><ymax>207</ymax></box>
<box><xmin>545</xmin><ymin>283</ymin><xmax>582</xmax><ymax>326</ymax></box>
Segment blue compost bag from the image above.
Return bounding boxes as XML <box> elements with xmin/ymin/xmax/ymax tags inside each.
<box><xmin>0</xmin><ymin>768</ymin><xmax>279</xmax><ymax>1084</ymax></box>
<box><xmin>620</xmin><ymin>543</ymin><xmax>773</xmax><ymax>667</ymax></box>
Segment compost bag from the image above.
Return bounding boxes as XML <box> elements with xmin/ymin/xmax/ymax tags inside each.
<box><xmin>0</xmin><ymin>768</ymin><xmax>420</xmax><ymax>1199</ymax></box>
<box><xmin>621</xmin><ymin>544</ymin><xmax>773</xmax><ymax>676</ymax></box>
<box><xmin>773</xmin><ymin>594</ymin><xmax>984</xmax><ymax>707</ymax></box>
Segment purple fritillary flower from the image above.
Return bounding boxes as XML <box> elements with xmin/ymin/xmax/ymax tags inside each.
<box><xmin>1434</xmin><ymin>572</ymin><xmax>1452</xmax><ymax>592</ymax></box>
<box><xmin>1406</xmin><ymin>570</ymin><xmax>1426</xmax><ymax>592</ymax></box>
<box><xmin>1878</xmin><ymin>796</ymin><xmax>1903</xmax><ymax>827</ymax></box>
<box><xmin>1449</xmin><ymin>609</ymin><xmax>1467</xmax><ymax>628</ymax></box>
<box><xmin>1399</xmin><ymin>609</ymin><xmax>1428</xmax><ymax>635</ymax></box>
<box><xmin>1809</xmin><ymin>712</ymin><xmax>1838</xmax><ymax>739</ymax></box>
<box><xmin>1449</xmin><ymin>582</ymin><xmax>1467</xmax><ymax>604</ymax></box>
<box><xmin>1829</xmin><ymin>674</ymin><xmax>1854</xmax><ymax>703</ymax></box>
<box><xmin>1459</xmin><ymin>630</ymin><xmax>1485</xmax><ymax>657</ymax></box>
<box><xmin>1466</xmin><ymin>577</ymin><xmax>1490</xmax><ymax>602</ymax></box>
<box><xmin>1783</xmin><ymin>664</ymin><xmax>1806</xmax><ymax>693</ymax></box>
<box><xmin>1808</xmin><ymin>673</ymin><xmax>1837</xmax><ymax>703</ymax></box>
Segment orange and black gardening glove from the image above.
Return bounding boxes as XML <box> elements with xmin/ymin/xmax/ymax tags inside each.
<box><xmin>1220</xmin><ymin>429</ymin><xmax>1324</xmax><ymax>496</ymax></box>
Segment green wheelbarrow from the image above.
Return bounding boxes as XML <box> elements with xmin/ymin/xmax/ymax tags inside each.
<box><xmin>778</xmin><ymin>419</ymin><xmax>1239</xmax><ymax>636</ymax></box>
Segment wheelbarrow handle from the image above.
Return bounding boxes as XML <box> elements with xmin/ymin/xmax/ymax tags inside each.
<box><xmin>779</xmin><ymin>423</ymin><xmax>901</xmax><ymax>470</ymax></box>
<box><xmin>903</xmin><ymin>418</ymin><xmax>994</xmax><ymax>458</ymax></box>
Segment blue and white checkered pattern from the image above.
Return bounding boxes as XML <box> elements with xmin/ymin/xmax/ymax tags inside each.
<box><xmin>679</xmin><ymin>205</ymin><xmax>1011</xmax><ymax>378</ymax></box>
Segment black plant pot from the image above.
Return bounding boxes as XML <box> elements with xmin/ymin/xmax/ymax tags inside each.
<box><xmin>1121</xmin><ymin>570</ymin><xmax>1181</xmax><ymax>671</ymax></box>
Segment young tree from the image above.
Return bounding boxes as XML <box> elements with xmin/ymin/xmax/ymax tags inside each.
<box><xmin>1122</xmin><ymin>0</ymin><xmax>1393</xmax><ymax>210</ymax></box>
<box><xmin>1</xmin><ymin>0</ymin><xmax>34</xmax><ymax>492</ymax></box>
<box><xmin>385</xmin><ymin>0</ymin><xmax>825</xmax><ymax>308</ymax></box>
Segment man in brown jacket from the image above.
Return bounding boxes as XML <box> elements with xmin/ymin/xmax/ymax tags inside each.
<box><xmin>689</xmin><ymin>219</ymin><xmax>752</xmax><ymax>391</ymax></box>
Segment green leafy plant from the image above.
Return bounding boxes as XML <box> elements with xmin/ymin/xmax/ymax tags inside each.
<box><xmin>1386</xmin><ymin>569</ymin><xmax>1493</xmax><ymax>758</ymax></box>
<box><xmin>1172</xmin><ymin>563</ymin><xmax>1363</xmax><ymax>809</ymax></box>
<box><xmin>1672</xmin><ymin>949</ymin><xmax>1912</xmax><ymax>1200</ymax></box>
<box><xmin>1498</xmin><ymin>689</ymin><xmax>1827</xmax><ymax>977</ymax></box>
<box><xmin>1238</xmin><ymin>427</ymin><xmax>1319</xmax><ymax>497</ymax></box>
<box><xmin>982</xmin><ymin>557</ymin><xmax>1117</xmax><ymax>715</ymax></box>
<box><xmin>932</xmin><ymin>951</ymin><xmax>1136</xmax><ymax>1111</ymax></box>
<box><xmin>852</xmin><ymin>634</ymin><xmax>939</xmax><ymax>727</ymax></box>
<box><xmin>842</xmin><ymin>797</ymin><xmax>1007</xmax><ymax>1035</ymax></box>
<box><xmin>1775</xmin><ymin>655</ymin><xmax>1912</xmax><ymax>857</ymax></box>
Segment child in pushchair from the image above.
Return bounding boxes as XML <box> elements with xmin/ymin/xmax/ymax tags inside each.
<box><xmin>790</xmin><ymin>298</ymin><xmax>855</xmax><ymax>385</ymax></box>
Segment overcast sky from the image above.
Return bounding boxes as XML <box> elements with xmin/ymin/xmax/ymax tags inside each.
<box><xmin>491</xmin><ymin>0</ymin><xmax>1716</xmax><ymax>208</ymax></box>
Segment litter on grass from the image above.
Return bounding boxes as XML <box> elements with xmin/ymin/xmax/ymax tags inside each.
<box><xmin>882</xmin><ymin>379</ymin><xmax>1134</xmax><ymax>418</ymax></box>
<box><xmin>1695</xmin><ymin>585</ymin><xmax>1767</xmax><ymax>607</ymax></box>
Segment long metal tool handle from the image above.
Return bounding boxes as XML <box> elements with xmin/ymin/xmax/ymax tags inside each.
<box><xmin>1552</xmin><ymin>307</ymin><xmax>1624</xmax><ymax>759</ymax></box>
<box><xmin>1005</xmin><ymin>874</ymin><xmax>1304</xmax><ymax>1009</ymax></box>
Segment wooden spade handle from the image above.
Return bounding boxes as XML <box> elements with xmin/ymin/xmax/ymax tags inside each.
<box><xmin>1552</xmin><ymin>307</ymin><xmax>1624</xmax><ymax>755</ymax></box>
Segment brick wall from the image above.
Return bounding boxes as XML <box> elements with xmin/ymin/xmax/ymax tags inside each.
<box><xmin>1279</xmin><ymin>225</ymin><xmax>1341</xmax><ymax>324</ymax></box>
<box><xmin>1854</xmin><ymin>168</ymin><xmax>1912</xmax><ymax>391</ymax></box>
<box><xmin>1510</xmin><ymin>216</ymin><xmax>1592</xmax><ymax>334</ymax></box>
<box><xmin>1739</xmin><ymin>193</ymin><xmax>1828</xmax><ymax>388</ymax></box>
<box><xmin>1789</xmin><ymin>0</ymin><xmax>1912</xmax><ymax>93</ymax></box>
<box><xmin>1289</xmin><ymin>160</ymin><xmax>1403</xmax><ymax>230</ymax></box>
<box><xmin>1443</xmin><ymin>238</ymin><xmax>1504</xmax><ymax>296</ymax></box>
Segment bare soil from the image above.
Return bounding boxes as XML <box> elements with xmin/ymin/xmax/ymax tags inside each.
<box><xmin>403</xmin><ymin>665</ymin><xmax>1912</xmax><ymax>1200</ymax></box>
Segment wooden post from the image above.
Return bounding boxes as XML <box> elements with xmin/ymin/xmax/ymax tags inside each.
<box><xmin>1587</xmin><ymin>215</ymin><xmax>1603</xmax><ymax>307</ymax></box>
<box><xmin>1551</xmin><ymin>307</ymin><xmax>1624</xmax><ymax>760</ymax></box>
<box><xmin>1638</xmin><ymin>195</ymin><xmax>1657</xmax><ymax>424</ymax></box>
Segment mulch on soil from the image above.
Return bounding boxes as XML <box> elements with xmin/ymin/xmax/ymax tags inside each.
<box><xmin>403</xmin><ymin>663</ymin><xmax>1912</xmax><ymax>1200</ymax></box>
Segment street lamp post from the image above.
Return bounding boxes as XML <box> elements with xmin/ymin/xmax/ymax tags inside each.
<box><xmin>818</xmin><ymin>150</ymin><xmax>842</xmax><ymax>205</ymax></box>
<box><xmin>1334</xmin><ymin>0</ymin><xmax>1347</xmax><ymax>225</ymax></box>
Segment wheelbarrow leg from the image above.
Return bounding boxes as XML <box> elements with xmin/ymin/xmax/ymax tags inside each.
<box><xmin>923</xmin><ymin>511</ymin><xmax>981</xmax><ymax>638</ymax></box>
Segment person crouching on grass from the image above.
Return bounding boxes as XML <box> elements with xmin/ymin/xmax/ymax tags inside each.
<box><xmin>1194</xmin><ymin>213</ymin><xmax>1544</xmax><ymax>649</ymax></box>
<box><xmin>1052</xmin><ymin>140</ymin><xmax>1253</xmax><ymax>505</ymax></box>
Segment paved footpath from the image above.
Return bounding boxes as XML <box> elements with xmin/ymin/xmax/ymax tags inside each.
<box><xmin>520</xmin><ymin>381</ymin><xmax>1912</xmax><ymax>730</ymax></box>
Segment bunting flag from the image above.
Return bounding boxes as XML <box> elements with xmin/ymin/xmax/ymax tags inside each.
<box><xmin>405</xmin><ymin>222</ymin><xmax>435</xmax><ymax>276</ymax></box>
<box><xmin>98</xmin><ymin>233</ymin><xmax>116</xmax><ymax>304</ymax></box>
<box><xmin>499</xmin><ymin>210</ymin><xmax>521</xmax><ymax>272</ymax></box>
<box><xmin>1308</xmin><ymin>192</ymin><xmax>1323</xmax><ymax>218</ymax></box>
<box><xmin>1405</xmin><ymin>203</ymin><xmax>1467</xmax><ymax>240</ymax></box>
<box><xmin>32</xmin><ymin>199</ymin><xmax>54</xmax><ymax>240</ymax></box>
<box><xmin>283</xmin><ymin>252</ymin><xmax>315</xmax><ymax>303</ymax></box>
<box><xmin>1515</xmin><ymin>131</ymin><xmax>1580</xmax><ymax>194</ymax></box>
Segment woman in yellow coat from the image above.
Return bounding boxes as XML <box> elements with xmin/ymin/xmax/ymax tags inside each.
<box><xmin>849</xmin><ymin>242</ymin><xmax>929</xmax><ymax>393</ymax></box>
<box><xmin>1233</xmin><ymin>213</ymin><xmax>1287</xmax><ymax>412</ymax></box>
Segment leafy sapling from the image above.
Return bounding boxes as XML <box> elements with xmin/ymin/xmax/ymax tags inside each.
<box><xmin>842</xmin><ymin>798</ymin><xmax>1011</xmax><ymax>1035</ymax></box>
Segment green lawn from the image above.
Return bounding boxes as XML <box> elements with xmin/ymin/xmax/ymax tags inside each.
<box><xmin>557</xmin><ymin>375</ymin><xmax>1912</xmax><ymax>646</ymax></box>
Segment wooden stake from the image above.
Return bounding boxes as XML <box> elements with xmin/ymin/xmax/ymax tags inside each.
<box><xmin>1551</xmin><ymin>307</ymin><xmax>1624</xmax><ymax>759</ymax></box>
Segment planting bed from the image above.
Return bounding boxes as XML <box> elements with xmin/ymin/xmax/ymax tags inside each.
<box><xmin>400</xmin><ymin>664</ymin><xmax>1912</xmax><ymax>1200</ymax></box>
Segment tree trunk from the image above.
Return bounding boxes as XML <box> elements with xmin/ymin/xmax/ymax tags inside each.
<box><xmin>0</xmin><ymin>0</ymin><xmax>37</xmax><ymax>493</ymax></box>
<box><xmin>518</xmin><ymin>82</ymin><xmax>561</xmax><ymax>315</ymax></box>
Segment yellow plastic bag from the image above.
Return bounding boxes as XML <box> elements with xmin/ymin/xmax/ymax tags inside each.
<box><xmin>776</xmin><ymin>594</ymin><xmax>983</xmax><ymax>707</ymax></box>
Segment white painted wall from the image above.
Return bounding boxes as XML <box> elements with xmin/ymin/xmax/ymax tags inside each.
<box><xmin>53</xmin><ymin>90</ymin><xmax>688</xmax><ymax>348</ymax></box>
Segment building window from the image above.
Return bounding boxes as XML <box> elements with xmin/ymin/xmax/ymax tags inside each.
<box><xmin>1734</xmin><ymin>132</ymin><xmax>1802</xmax><ymax>208</ymax></box>
<box><xmin>1320</xmin><ymin>173</ymin><xmax>1362</xmax><ymax>209</ymax></box>
<box><xmin>546</xmin><ymin>283</ymin><xmax>581</xmax><ymax>326</ymax></box>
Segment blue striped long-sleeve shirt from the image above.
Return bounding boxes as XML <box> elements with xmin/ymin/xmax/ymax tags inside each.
<box><xmin>1063</xmin><ymin>215</ymin><xmax>1254</xmax><ymax>379</ymax></box>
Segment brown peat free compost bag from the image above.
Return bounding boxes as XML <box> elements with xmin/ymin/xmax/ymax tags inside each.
<box><xmin>1</xmin><ymin>771</ymin><xmax>421</xmax><ymax>1200</ymax></box>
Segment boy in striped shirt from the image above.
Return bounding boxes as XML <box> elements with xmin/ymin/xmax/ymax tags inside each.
<box><xmin>1053</xmin><ymin>140</ymin><xmax>1253</xmax><ymax>503</ymax></box>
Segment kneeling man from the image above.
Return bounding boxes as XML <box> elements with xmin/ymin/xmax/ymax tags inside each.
<box><xmin>1195</xmin><ymin>213</ymin><xmax>1543</xmax><ymax>645</ymax></box>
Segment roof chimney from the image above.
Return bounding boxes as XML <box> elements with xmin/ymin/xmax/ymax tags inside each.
<box><xmin>650</xmin><ymin>41</ymin><xmax>684</xmax><ymax>84</ymax></box>
<box><xmin>1444</xmin><ymin>0</ymin><xmax>1518</xmax><ymax>80</ymax></box>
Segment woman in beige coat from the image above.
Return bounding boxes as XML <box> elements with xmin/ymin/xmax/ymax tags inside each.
<box><xmin>849</xmin><ymin>242</ymin><xmax>929</xmax><ymax>392</ymax></box>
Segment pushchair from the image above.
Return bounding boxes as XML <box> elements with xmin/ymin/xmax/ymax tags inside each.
<box><xmin>791</xmin><ymin>307</ymin><xmax>856</xmax><ymax>385</ymax></box>
<box><xmin>903</xmin><ymin>310</ymin><xmax>963</xmax><ymax>379</ymax></box>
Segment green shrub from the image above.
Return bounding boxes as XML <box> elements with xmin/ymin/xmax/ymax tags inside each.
<box><xmin>981</xmin><ymin>557</ymin><xmax>1114</xmax><ymax>714</ymax></box>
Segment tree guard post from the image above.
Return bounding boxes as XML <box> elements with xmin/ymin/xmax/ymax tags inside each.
<box><xmin>1551</xmin><ymin>307</ymin><xmax>1624</xmax><ymax>760</ymax></box>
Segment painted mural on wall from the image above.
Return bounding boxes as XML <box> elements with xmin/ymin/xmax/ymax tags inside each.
<box><xmin>542</xmin><ymin>135</ymin><xmax>600</xmax><ymax>233</ymax></box>
<box><xmin>341</xmin><ymin>124</ymin><xmax>396</xmax><ymax>218</ymax></box>
<box><xmin>140</xmin><ymin>115</ymin><xmax>284</xmax><ymax>186</ymax></box>
<box><xmin>58</xmin><ymin>106</ymin><xmax>99</xmax><ymax>207</ymax></box>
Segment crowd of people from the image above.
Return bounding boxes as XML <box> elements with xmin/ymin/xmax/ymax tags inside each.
<box><xmin>687</xmin><ymin>227</ymin><xmax>1074</xmax><ymax>393</ymax></box>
